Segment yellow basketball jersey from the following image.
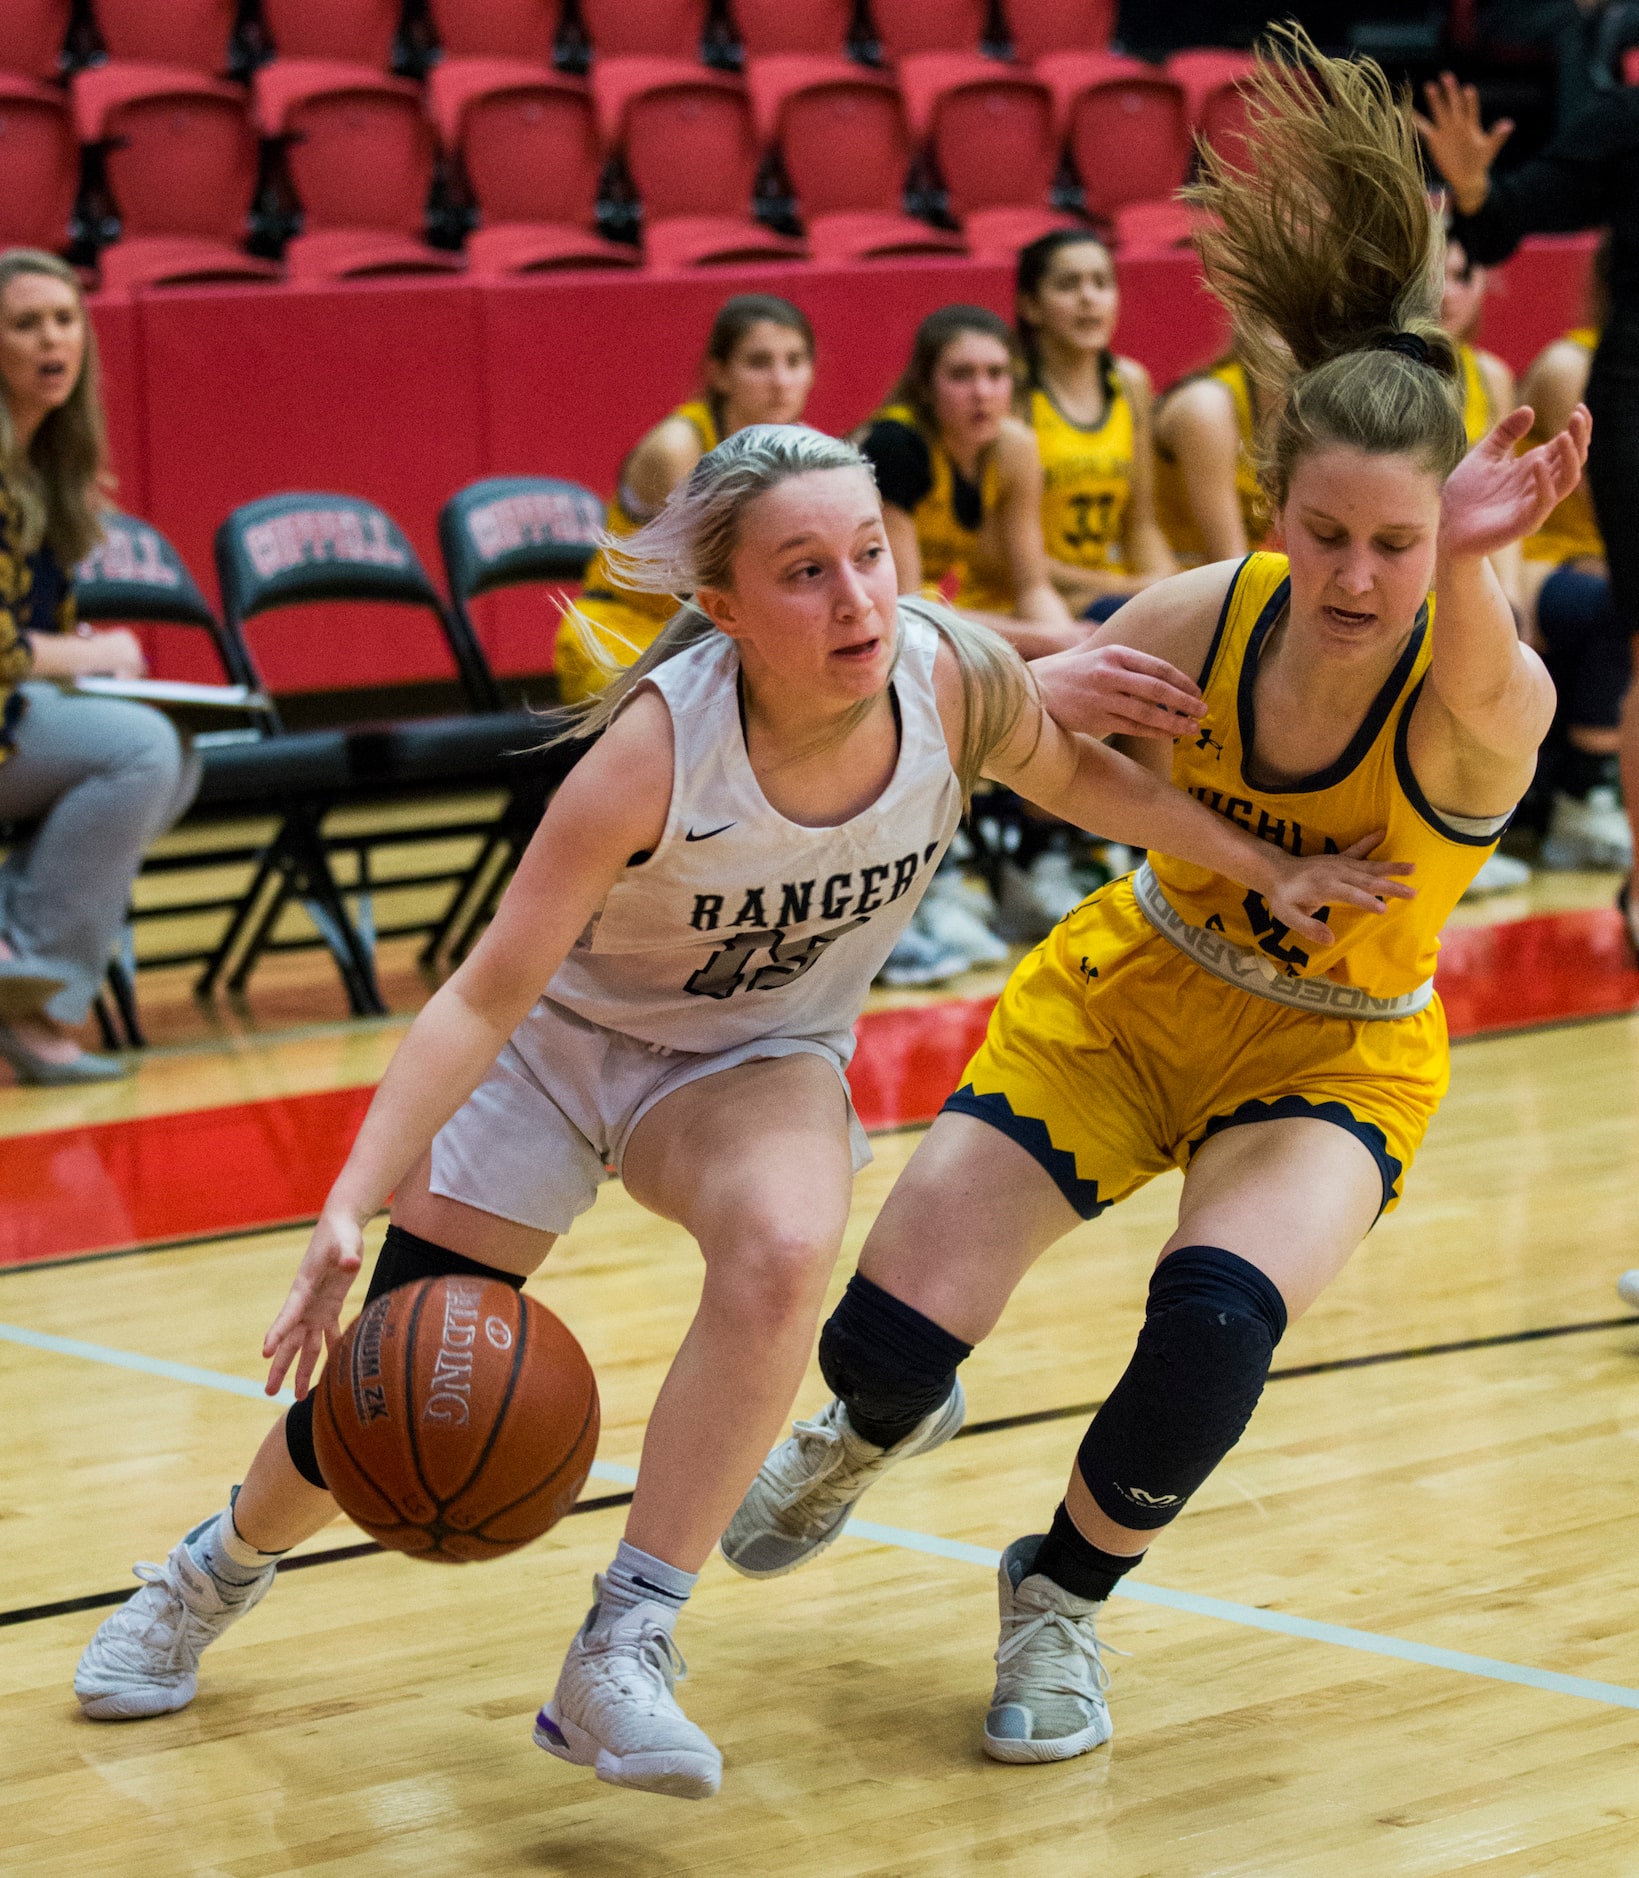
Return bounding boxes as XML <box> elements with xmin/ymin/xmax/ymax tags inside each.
<box><xmin>1457</xmin><ymin>341</ymin><xmax>1497</xmax><ymax>448</ymax></box>
<box><xmin>557</xmin><ymin>400</ymin><xmax>720</xmax><ymax>703</ymax></box>
<box><xmin>1153</xmin><ymin>358</ymin><xmax>1268</xmax><ymax>565</ymax></box>
<box><xmin>1523</xmin><ymin>328</ymin><xmax>1605</xmax><ymax>565</ymax></box>
<box><xmin>1030</xmin><ymin>373</ymin><xmax>1133</xmax><ymax>571</ymax></box>
<box><xmin>1151</xmin><ymin>552</ymin><xmax>1500</xmax><ymax>999</ymax></box>
<box><xmin>873</xmin><ymin>404</ymin><xmax>1014</xmax><ymax>614</ymax></box>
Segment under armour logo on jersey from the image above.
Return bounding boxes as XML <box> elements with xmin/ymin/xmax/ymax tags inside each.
<box><xmin>1195</xmin><ymin>726</ymin><xmax>1225</xmax><ymax>757</ymax></box>
<box><xmin>685</xmin><ymin>822</ymin><xmax>736</xmax><ymax>842</ymax></box>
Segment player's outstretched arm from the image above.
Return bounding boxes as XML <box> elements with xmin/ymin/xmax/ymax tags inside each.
<box><xmin>263</xmin><ymin>696</ymin><xmax>673</xmax><ymax>1397</ymax></box>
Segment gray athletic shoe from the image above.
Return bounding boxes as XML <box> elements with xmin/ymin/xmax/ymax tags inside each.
<box><xmin>719</xmin><ymin>1381</ymin><xmax>966</xmax><ymax>1579</ymax></box>
<box><xmin>74</xmin><ymin>1535</ymin><xmax>275</xmax><ymax>1720</ymax></box>
<box><xmin>534</xmin><ymin>1588</ymin><xmax>722</xmax><ymax>1799</ymax></box>
<box><xmin>983</xmin><ymin>1536</ymin><xmax>1115</xmax><ymax>1764</ymax></box>
<box><xmin>1617</xmin><ymin>1270</ymin><xmax>1639</xmax><ymax>1311</ymax></box>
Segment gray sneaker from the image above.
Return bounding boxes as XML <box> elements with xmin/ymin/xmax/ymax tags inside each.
<box><xmin>720</xmin><ymin>1382</ymin><xmax>966</xmax><ymax>1579</ymax></box>
<box><xmin>74</xmin><ymin>1534</ymin><xmax>276</xmax><ymax>1720</ymax></box>
<box><xmin>1618</xmin><ymin>1269</ymin><xmax>1639</xmax><ymax>1311</ymax></box>
<box><xmin>983</xmin><ymin>1536</ymin><xmax>1116</xmax><ymax>1764</ymax></box>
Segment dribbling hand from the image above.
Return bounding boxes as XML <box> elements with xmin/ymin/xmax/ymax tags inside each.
<box><xmin>1261</xmin><ymin>833</ymin><xmax>1416</xmax><ymax>950</ymax></box>
<box><xmin>263</xmin><ymin>1210</ymin><xmax>365</xmax><ymax>1400</ymax></box>
<box><xmin>1033</xmin><ymin>641</ymin><xmax>1206</xmax><ymax>741</ymax></box>
<box><xmin>1441</xmin><ymin>405</ymin><xmax>1591</xmax><ymax>563</ymax></box>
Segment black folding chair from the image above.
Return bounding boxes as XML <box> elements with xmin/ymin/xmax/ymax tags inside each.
<box><xmin>72</xmin><ymin>508</ymin><xmax>374</xmax><ymax>1021</ymax></box>
<box><xmin>211</xmin><ymin>491</ymin><xmax>576</xmax><ymax>1004</ymax></box>
<box><xmin>423</xmin><ymin>475</ymin><xmax>603</xmax><ymax>965</ymax></box>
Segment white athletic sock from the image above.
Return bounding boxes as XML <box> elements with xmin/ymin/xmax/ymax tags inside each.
<box><xmin>185</xmin><ymin>1498</ymin><xmax>286</xmax><ymax>1595</ymax></box>
<box><xmin>592</xmin><ymin>1539</ymin><xmax>697</xmax><ymax>1635</ymax></box>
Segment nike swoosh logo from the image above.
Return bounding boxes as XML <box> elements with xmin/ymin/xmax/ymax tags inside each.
<box><xmin>685</xmin><ymin>823</ymin><xmax>735</xmax><ymax>842</ymax></box>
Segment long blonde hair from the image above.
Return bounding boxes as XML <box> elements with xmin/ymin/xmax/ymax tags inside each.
<box><xmin>0</xmin><ymin>249</ymin><xmax>108</xmax><ymax>567</ymax></box>
<box><xmin>554</xmin><ymin>423</ymin><xmax>1031</xmax><ymax>802</ymax></box>
<box><xmin>1185</xmin><ymin>25</ymin><xmax>1467</xmax><ymax>508</ymax></box>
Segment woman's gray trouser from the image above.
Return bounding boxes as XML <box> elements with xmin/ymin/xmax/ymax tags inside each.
<box><xmin>0</xmin><ymin>683</ymin><xmax>201</xmax><ymax>1024</ymax></box>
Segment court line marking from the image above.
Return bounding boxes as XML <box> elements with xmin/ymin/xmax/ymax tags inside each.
<box><xmin>7</xmin><ymin>1321</ymin><xmax>1639</xmax><ymax>1714</ymax></box>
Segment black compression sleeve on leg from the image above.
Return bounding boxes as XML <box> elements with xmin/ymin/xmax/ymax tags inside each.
<box><xmin>1537</xmin><ymin>565</ymin><xmax>1633</xmax><ymax>734</ymax></box>
<box><xmin>1074</xmin><ymin>1244</ymin><xmax>1287</xmax><ymax>1533</ymax></box>
<box><xmin>283</xmin><ymin>1226</ymin><xmax>529</xmax><ymax>1489</ymax></box>
<box><xmin>1031</xmin><ymin>1501</ymin><xmax>1146</xmax><ymax>1603</ymax></box>
<box><xmin>818</xmin><ymin>1270</ymin><xmax>973</xmax><ymax>1448</ymax></box>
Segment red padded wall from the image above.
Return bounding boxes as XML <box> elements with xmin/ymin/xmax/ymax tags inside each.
<box><xmin>84</xmin><ymin>236</ymin><xmax>1595</xmax><ymax>691</ymax></box>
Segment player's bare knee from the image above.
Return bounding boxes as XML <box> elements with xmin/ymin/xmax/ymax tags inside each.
<box><xmin>705</xmin><ymin>1221</ymin><xmax>838</xmax><ymax>1328</ymax></box>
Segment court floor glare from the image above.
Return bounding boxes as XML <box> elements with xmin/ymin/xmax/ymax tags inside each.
<box><xmin>5</xmin><ymin>885</ymin><xmax>1639</xmax><ymax>1874</ymax></box>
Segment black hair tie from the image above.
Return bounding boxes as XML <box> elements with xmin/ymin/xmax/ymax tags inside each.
<box><xmin>1376</xmin><ymin>331</ymin><xmax>1435</xmax><ymax>366</ymax></box>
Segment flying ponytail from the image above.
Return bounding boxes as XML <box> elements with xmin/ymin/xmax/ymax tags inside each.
<box><xmin>1185</xmin><ymin>24</ymin><xmax>1469</xmax><ymax>507</ymax></box>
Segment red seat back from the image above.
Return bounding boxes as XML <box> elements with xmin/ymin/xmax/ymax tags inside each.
<box><xmin>0</xmin><ymin>0</ymin><xmax>68</xmax><ymax>81</ymax></box>
<box><xmin>622</xmin><ymin>82</ymin><xmax>760</xmax><ymax>219</ymax></box>
<box><xmin>461</xmin><ymin>82</ymin><xmax>602</xmax><ymax>226</ymax></box>
<box><xmin>428</xmin><ymin>0</ymin><xmax>556</xmax><ymax>61</ymax></box>
<box><xmin>930</xmin><ymin>77</ymin><xmax>1057</xmax><ymax>217</ymax></box>
<box><xmin>262</xmin><ymin>0</ymin><xmax>401</xmax><ymax>65</ymax></box>
<box><xmin>579</xmin><ymin>0</ymin><xmax>706</xmax><ymax>60</ymax></box>
<box><xmin>96</xmin><ymin>0</ymin><xmax>236</xmax><ymax>72</ymax></box>
<box><xmin>285</xmin><ymin>87</ymin><xmax>434</xmax><ymax>235</ymax></box>
<box><xmin>777</xmin><ymin>77</ymin><xmax>912</xmax><ymax>215</ymax></box>
<box><xmin>1003</xmin><ymin>0</ymin><xmax>1114</xmax><ymax>62</ymax></box>
<box><xmin>1064</xmin><ymin>77</ymin><xmax>1190</xmax><ymax>220</ymax></box>
<box><xmin>734</xmin><ymin>0</ymin><xmax>853</xmax><ymax>57</ymax></box>
<box><xmin>103</xmin><ymin>89</ymin><xmax>259</xmax><ymax>242</ymax></box>
<box><xmin>1167</xmin><ymin>49</ymin><xmax>1256</xmax><ymax>168</ymax></box>
<box><xmin>0</xmin><ymin>83</ymin><xmax>76</xmax><ymax>248</ymax></box>
<box><xmin>870</xmin><ymin>0</ymin><xmax>987</xmax><ymax>60</ymax></box>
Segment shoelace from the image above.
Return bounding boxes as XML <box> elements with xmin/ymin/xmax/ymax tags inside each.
<box><xmin>608</xmin><ymin>1621</ymin><xmax>689</xmax><ymax>1706</ymax></box>
<box><xmin>95</xmin><ymin>1562</ymin><xmax>191</xmax><ymax>1674</ymax></box>
<box><xmin>994</xmin><ymin>1606</ymin><xmax>1124</xmax><ymax>1701</ymax></box>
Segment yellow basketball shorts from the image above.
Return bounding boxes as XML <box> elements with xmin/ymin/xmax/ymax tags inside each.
<box><xmin>945</xmin><ymin>877</ymin><xmax>1450</xmax><ymax>1218</ymax></box>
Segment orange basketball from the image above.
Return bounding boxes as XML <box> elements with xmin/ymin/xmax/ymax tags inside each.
<box><xmin>312</xmin><ymin>1276</ymin><xmax>599</xmax><ymax>1562</ymax></box>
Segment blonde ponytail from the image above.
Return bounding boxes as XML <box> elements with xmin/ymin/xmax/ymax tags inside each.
<box><xmin>1185</xmin><ymin>24</ymin><xmax>1468</xmax><ymax>505</ymax></box>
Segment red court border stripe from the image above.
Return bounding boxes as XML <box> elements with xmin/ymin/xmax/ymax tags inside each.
<box><xmin>2</xmin><ymin>906</ymin><xmax>1633</xmax><ymax>1270</ymax></box>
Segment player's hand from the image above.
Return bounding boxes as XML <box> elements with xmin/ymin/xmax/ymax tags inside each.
<box><xmin>1261</xmin><ymin>833</ymin><xmax>1416</xmax><ymax>950</ymax></box>
<box><xmin>1441</xmin><ymin>405</ymin><xmax>1590</xmax><ymax>562</ymax></box>
<box><xmin>79</xmin><ymin>628</ymin><xmax>147</xmax><ymax>679</ymax></box>
<box><xmin>263</xmin><ymin>1209</ymin><xmax>365</xmax><ymax>1399</ymax></box>
<box><xmin>1412</xmin><ymin>72</ymin><xmax>1512</xmax><ymax>214</ymax></box>
<box><xmin>1033</xmin><ymin>641</ymin><xmax>1206</xmax><ymax>741</ymax></box>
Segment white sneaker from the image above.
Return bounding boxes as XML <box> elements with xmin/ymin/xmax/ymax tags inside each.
<box><xmin>535</xmin><ymin>1591</ymin><xmax>722</xmax><ymax>1799</ymax></box>
<box><xmin>74</xmin><ymin>1534</ymin><xmax>275</xmax><ymax>1720</ymax></box>
<box><xmin>876</xmin><ymin>908</ymin><xmax>969</xmax><ymax>987</ymax></box>
<box><xmin>983</xmin><ymin>1536</ymin><xmax>1115</xmax><ymax>1764</ymax></box>
<box><xmin>1618</xmin><ymin>1270</ymin><xmax>1639</xmax><ymax>1310</ymax></box>
<box><xmin>1461</xmin><ymin>851</ymin><xmax>1531</xmax><ymax>899</ymax></box>
<box><xmin>918</xmin><ymin>872</ymin><xmax>1009</xmax><ymax>966</ymax></box>
<box><xmin>720</xmin><ymin>1382</ymin><xmax>966</xmax><ymax>1579</ymax></box>
<box><xmin>1540</xmin><ymin>787</ymin><xmax>1633</xmax><ymax>872</ymax></box>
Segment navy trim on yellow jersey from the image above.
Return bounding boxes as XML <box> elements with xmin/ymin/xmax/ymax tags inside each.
<box><xmin>1237</xmin><ymin>584</ymin><xmax>1429</xmax><ymax>795</ymax></box>
<box><xmin>1189</xmin><ymin>1094</ymin><xmax>1404</xmax><ymax>1212</ymax></box>
<box><xmin>942</xmin><ymin>1084</ymin><xmax>1112</xmax><ymax>1220</ymax></box>
<box><xmin>1391</xmin><ymin>675</ymin><xmax>1508</xmax><ymax>848</ymax></box>
<box><xmin>1198</xmin><ymin>554</ymin><xmax>1251</xmax><ymax>688</ymax></box>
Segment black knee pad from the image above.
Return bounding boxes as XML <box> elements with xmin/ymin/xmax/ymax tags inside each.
<box><xmin>818</xmin><ymin>1271</ymin><xmax>973</xmax><ymax>1449</ymax></box>
<box><xmin>1537</xmin><ymin>565</ymin><xmax>1633</xmax><ymax>732</ymax></box>
<box><xmin>284</xmin><ymin>1224</ymin><xmax>528</xmax><ymax>1490</ymax></box>
<box><xmin>1076</xmin><ymin>1245</ymin><xmax>1287</xmax><ymax>1532</ymax></box>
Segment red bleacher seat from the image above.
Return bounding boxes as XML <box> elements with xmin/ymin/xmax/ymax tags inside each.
<box><xmin>593</xmin><ymin>58</ymin><xmax>807</xmax><ymax>267</ymax></box>
<box><xmin>897</xmin><ymin>54</ymin><xmax>1075</xmax><ymax>257</ymax></box>
<box><xmin>254</xmin><ymin>60</ymin><xmax>462</xmax><ymax>279</ymax></box>
<box><xmin>260</xmin><ymin>0</ymin><xmax>401</xmax><ymax>66</ymax></box>
<box><xmin>1111</xmin><ymin>198</ymin><xmax>1196</xmax><ymax>254</ymax></box>
<box><xmin>1622</xmin><ymin>45</ymin><xmax>1639</xmax><ymax>83</ymax></box>
<box><xmin>746</xmin><ymin>56</ymin><xmax>963</xmax><ymax>261</ymax></box>
<box><xmin>734</xmin><ymin>0</ymin><xmax>854</xmax><ymax>58</ymax></box>
<box><xmin>428</xmin><ymin>58</ymin><xmax>637</xmax><ymax>273</ymax></box>
<box><xmin>93</xmin><ymin>0</ymin><xmax>236</xmax><ymax>73</ymax></box>
<box><xmin>0</xmin><ymin>77</ymin><xmax>77</xmax><ymax>251</ymax></box>
<box><xmin>1167</xmin><ymin>48</ymin><xmax>1256</xmax><ymax>167</ymax></box>
<box><xmin>426</xmin><ymin>0</ymin><xmax>556</xmax><ymax>62</ymax></box>
<box><xmin>577</xmin><ymin>0</ymin><xmax>708</xmax><ymax>61</ymax></box>
<box><xmin>72</xmin><ymin>65</ymin><xmax>280</xmax><ymax>287</ymax></box>
<box><xmin>1037</xmin><ymin>50</ymin><xmax>1190</xmax><ymax>225</ymax></box>
<box><xmin>869</xmin><ymin>0</ymin><xmax>989</xmax><ymax>62</ymax></box>
<box><xmin>0</xmin><ymin>0</ymin><xmax>68</xmax><ymax>82</ymax></box>
<box><xmin>1003</xmin><ymin>0</ymin><xmax>1115</xmax><ymax>62</ymax></box>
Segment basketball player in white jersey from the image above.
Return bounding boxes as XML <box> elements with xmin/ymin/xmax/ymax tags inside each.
<box><xmin>75</xmin><ymin>427</ymin><xmax>1409</xmax><ymax>1799</ymax></box>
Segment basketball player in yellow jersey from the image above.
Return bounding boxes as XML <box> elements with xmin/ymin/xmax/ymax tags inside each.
<box><xmin>1013</xmin><ymin>230</ymin><xmax>1175</xmax><ymax>617</ymax></box>
<box><xmin>725</xmin><ymin>29</ymin><xmax>1589</xmax><ymax>1767</ymax></box>
<box><xmin>555</xmin><ymin>295</ymin><xmax>815</xmax><ymax>703</ymax></box>
<box><xmin>1153</xmin><ymin>350</ymin><xmax>1271</xmax><ymax>565</ymax></box>
<box><xmin>858</xmin><ymin>306</ymin><xmax>1081</xmax><ymax>659</ymax></box>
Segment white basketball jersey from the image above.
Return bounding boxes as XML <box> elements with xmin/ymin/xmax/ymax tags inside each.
<box><xmin>543</xmin><ymin>606</ymin><xmax>962</xmax><ymax>1056</ymax></box>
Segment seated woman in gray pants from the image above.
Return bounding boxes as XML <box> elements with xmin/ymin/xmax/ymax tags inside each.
<box><xmin>0</xmin><ymin>250</ymin><xmax>198</xmax><ymax>1084</ymax></box>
